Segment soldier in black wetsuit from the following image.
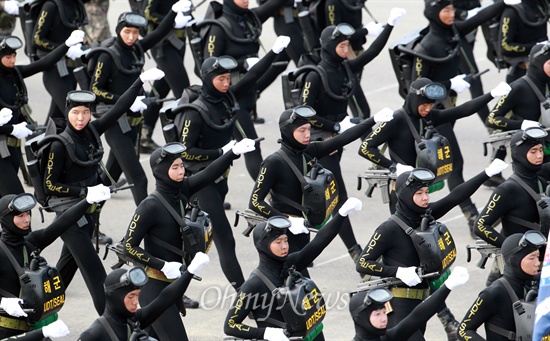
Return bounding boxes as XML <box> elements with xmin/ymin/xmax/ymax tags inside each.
<box><xmin>498</xmin><ymin>0</ymin><xmax>548</xmax><ymax>83</ymax></box>
<box><xmin>350</xmin><ymin>267</ymin><xmax>470</xmax><ymax>341</ymax></box>
<box><xmin>202</xmin><ymin>0</ymin><xmax>286</xmax><ymax>179</ymax></box>
<box><xmin>177</xmin><ymin>36</ymin><xmax>290</xmax><ymax>290</ymax></box>
<box><xmin>44</xmin><ymin>69</ymin><xmax>164</xmax><ymax>315</ymax></box>
<box><xmin>358</xmin><ymin>77</ymin><xmax>511</xmax><ymax>235</ymax></box>
<box><xmin>32</xmin><ymin>0</ymin><xmax>88</xmax><ymax>130</ymax></box>
<box><xmin>356</xmin><ymin>160</ymin><xmax>509</xmax><ymax>341</ymax></box>
<box><xmin>224</xmin><ymin>197</ymin><xmax>363</xmax><ymax>341</ymax></box>
<box><xmin>458</xmin><ymin>231</ymin><xmax>546</xmax><ymax>341</ymax></box>
<box><xmin>123</xmin><ymin>139</ymin><xmax>255</xmax><ymax>340</ymax></box>
<box><xmin>0</xmin><ymin>190</ymin><xmax>110</xmax><ymax>338</ymax></box>
<box><xmin>0</xmin><ymin>31</ymin><xmax>84</xmax><ymax>198</ymax></box>
<box><xmin>248</xmin><ymin>107</ymin><xmax>393</xmax><ymax>261</ymax></box>
<box><xmin>78</xmin><ymin>253</ymin><xmax>210</xmax><ymax>340</ymax></box>
<box><xmin>90</xmin><ymin>3</ymin><xmax>189</xmax><ymax>206</ymax></box>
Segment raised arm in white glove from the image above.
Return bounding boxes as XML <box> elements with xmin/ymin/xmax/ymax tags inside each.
<box><xmin>0</xmin><ymin>298</ymin><xmax>27</xmax><ymax>317</ymax></box>
<box><xmin>387</xmin><ymin>8</ymin><xmax>406</xmax><ymax>26</ymax></box>
<box><xmin>174</xmin><ymin>12</ymin><xmax>192</xmax><ymax>29</ymax></box>
<box><xmin>130</xmin><ymin>95</ymin><xmax>148</xmax><ymax>113</ymax></box>
<box><xmin>3</xmin><ymin>1</ymin><xmax>18</xmax><ymax>15</ymax></box>
<box><xmin>503</xmin><ymin>0</ymin><xmax>521</xmax><ymax>5</ymax></box>
<box><xmin>245</xmin><ymin>57</ymin><xmax>259</xmax><ymax>71</ymax></box>
<box><xmin>396</xmin><ymin>266</ymin><xmax>421</xmax><ymax>286</ymax></box>
<box><xmin>172</xmin><ymin>0</ymin><xmax>192</xmax><ymax>13</ymax></box>
<box><xmin>232</xmin><ymin>138</ymin><xmax>256</xmax><ymax>155</ymax></box>
<box><xmin>65</xmin><ymin>44</ymin><xmax>85</xmax><ymax>60</ymax></box>
<box><xmin>521</xmin><ymin>119</ymin><xmax>541</xmax><ymax>130</ymax></box>
<box><xmin>0</xmin><ymin>108</ymin><xmax>13</xmax><ymax>126</ymax></box>
<box><xmin>288</xmin><ymin>216</ymin><xmax>309</xmax><ymax>235</ymax></box>
<box><xmin>444</xmin><ymin>266</ymin><xmax>469</xmax><ymax>291</ymax></box>
<box><xmin>373</xmin><ymin>107</ymin><xmax>394</xmax><ymax>123</ymax></box>
<box><xmin>10</xmin><ymin>122</ymin><xmax>32</xmax><ymax>139</ymax></box>
<box><xmin>396</xmin><ymin>163</ymin><xmax>414</xmax><ymax>176</ymax></box>
<box><xmin>450</xmin><ymin>74</ymin><xmax>470</xmax><ymax>93</ymax></box>
<box><xmin>490</xmin><ymin>82</ymin><xmax>511</xmax><ymax>98</ymax></box>
<box><xmin>338</xmin><ymin>116</ymin><xmax>356</xmax><ymax>133</ymax></box>
<box><xmin>86</xmin><ymin>184</ymin><xmax>111</xmax><ymax>204</ymax></box>
<box><xmin>161</xmin><ymin>261</ymin><xmax>183</xmax><ymax>279</ymax></box>
<box><xmin>221</xmin><ymin>140</ymin><xmax>236</xmax><ymax>154</ymax></box>
<box><xmin>366</xmin><ymin>22</ymin><xmax>384</xmax><ymax>36</ymax></box>
<box><xmin>65</xmin><ymin>30</ymin><xmax>85</xmax><ymax>47</ymax></box>
<box><xmin>140</xmin><ymin>68</ymin><xmax>165</xmax><ymax>83</ymax></box>
<box><xmin>264</xmin><ymin>327</ymin><xmax>289</xmax><ymax>341</ymax></box>
<box><xmin>272</xmin><ymin>35</ymin><xmax>291</xmax><ymax>54</ymax></box>
<box><xmin>338</xmin><ymin>197</ymin><xmax>362</xmax><ymax>217</ymax></box>
<box><xmin>485</xmin><ymin>158</ymin><xmax>508</xmax><ymax>177</ymax></box>
<box><xmin>187</xmin><ymin>252</ymin><xmax>210</xmax><ymax>274</ymax></box>
<box><xmin>42</xmin><ymin>320</ymin><xmax>70</xmax><ymax>338</ymax></box>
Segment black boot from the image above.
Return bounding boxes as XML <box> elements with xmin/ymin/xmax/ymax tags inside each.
<box><xmin>182</xmin><ymin>295</ymin><xmax>199</xmax><ymax>309</ymax></box>
<box><xmin>483</xmin><ymin>173</ymin><xmax>505</xmax><ymax>188</ymax></box>
<box><xmin>437</xmin><ymin>307</ymin><xmax>459</xmax><ymax>341</ymax></box>
<box><xmin>91</xmin><ymin>230</ymin><xmax>113</xmax><ymax>245</ymax></box>
<box><xmin>140</xmin><ymin>124</ymin><xmax>161</xmax><ymax>154</ymax></box>
<box><xmin>461</xmin><ymin>204</ymin><xmax>479</xmax><ymax>239</ymax></box>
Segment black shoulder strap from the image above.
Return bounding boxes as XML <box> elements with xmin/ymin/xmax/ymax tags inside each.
<box><xmin>98</xmin><ymin>316</ymin><xmax>119</xmax><ymax>341</ymax></box>
<box><xmin>0</xmin><ymin>241</ymin><xmax>27</xmax><ymax>282</ymax></box>
<box><xmin>522</xmin><ymin>76</ymin><xmax>547</xmax><ymax>103</ymax></box>
<box><xmin>251</xmin><ymin>269</ymin><xmax>287</xmax><ymax>329</ymax></box>
<box><xmin>399</xmin><ymin>109</ymin><xmax>423</xmax><ymax>144</ymax></box>
<box><xmin>509</xmin><ymin>174</ymin><xmax>546</xmax><ymax>214</ymax></box>
<box><xmin>271</xmin><ymin>150</ymin><xmax>309</xmax><ymax>214</ymax></box>
<box><xmin>485</xmin><ymin>278</ymin><xmax>524</xmax><ymax>340</ymax></box>
<box><xmin>149</xmin><ymin>191</ymin><xmax>186</xmax><ymax>257</ymax></box>
<box><xmin>389</xmin><ymin>215</ymin><xmax>433</xmax><ymax>271</ymax></box>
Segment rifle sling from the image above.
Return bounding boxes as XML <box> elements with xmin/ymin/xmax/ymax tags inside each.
<box><xmin>150</xmin><ymin>191</ymin><xmax>186</xmax><ymax>258</ymax></box>
<box><xmin>98</xmin><ymin>316</ymin><xmax>120</xmax><ymax>341</ymax></box>
<box><xmin>251</xmin><ymin>269</ymin><xmax>288</xmax><ymax>329</ymax></box>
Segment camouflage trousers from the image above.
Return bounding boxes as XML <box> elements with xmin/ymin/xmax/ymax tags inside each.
<box><xmin>84</xmin><ymin>0</ymin><xmax>112</xmax><ymax>43</ymax></box>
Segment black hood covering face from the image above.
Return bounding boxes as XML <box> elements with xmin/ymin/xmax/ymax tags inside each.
<box><xmin>200</xmin><ymin>57</ymin><xmax>229</xmax><ymax>101</ymax></box>
<box><xmin>395</xmin><ymin>171</ymin><xmax>430</xmax><ymax>217</ymax></box>
<box><xmin>501</xmin><ymin>233</ymin><xmax>540</xmax><ymax>283</ymax></box>
<box><xmin>424</xmin><ymin>0</ymin><xmax>453</xmax><ymax>28</ymax></box>
<box><xmin>253</xmin><ymin>221</ymin><xmax>288</xmax><ymax>263</ymax></box>
<box><xmin>0</xmin><ymin>194</ymin><xmax>30</xmax><ymax>246</ymax></box>
<box><xmin>404</xmin><ymin>78</ymin><xmax>436</xmax><ymax>118</ymax></box>
<box><xmin>279</xmin><ymin>109</ymin><xmax>310</xmax><ymax>151</ymax></box>
<box><xmin>104</xmin><ymin>268</ymin><xmax>141</xmax><ymax>319</ymax></box>
<box><xmin>150</xmin><ymin>147</ymin><xmax>184</xmax><ymax>191</ymax></box>
<box><xmin>223</xmin><ymin>0</ymin><xmax>248</xmax><ymax>16</ymax></box>
<box><xmin>349</xmin><ymin>291</ymin><xmax>387</xmax><ymax>338</ymax></box>
<box><xmin>320</xmin><ymin>25</ymin><xmax>348</xmax><ymax>64</ymax></box>
<box><xmin>527</xmin><ymin>42</ymin><xmax>550</xmax><ymax>84</ymax></box>
<box><xmin>510</xmin><ymin>130</ymin><xmax>544</xmax><ymax>177</ymax></box>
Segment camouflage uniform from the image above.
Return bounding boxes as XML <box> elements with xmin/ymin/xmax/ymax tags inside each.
<box><xmin>84</xmin><ymin>0</ymin><xmax>111</xmax><ymax>42</ymax></box>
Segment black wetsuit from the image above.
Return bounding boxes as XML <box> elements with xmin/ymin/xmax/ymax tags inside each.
<box><xmin>78</xmin><ymin>270</ymin><xmax>196</xmax><ymax>340</ymax></box>
<box><xmin>356</xmin><ymin>170</ymin><xmax>489</xmax><ymax>341</ymax></box>
<box><xmin>123</xmin><ymin>151</ymin><xmax>238</xmax><ymax>340</ymax></box>
<box><xmin>0</xmin><ymin>43</ymin><xmax>69</xmax><ymax>198</ymax></box>
<box><xmin>498</xmin><ymin>0</ymin><xmax>548</xmax><ymax>83</ymax></box>
<box><xmin>90</xmin><ymin>9</ymin><xmax>177</xmax><ymax>206</ymax></box>
<box><xmin>178</xmin><ymin>50</ymin><xmax>278</xmax><ymax>290</ymax></box>
<box><xmin>32</xmin><ymin>0</ymin><xmax>87</xmax><ymax>130</ymax></box>
<box><xmin>44</xmin><ymin>79</ymin><xmax>143</xmax><ymax>315</ymax></box>
<box><xmin>249</xmin><ymin>117</ymin><xmax>378</xmax><ymax>254</ymax></box>
<box><xmin>203</xmin><ymin>0</ymin><xmax>285</xmax><ymax>179</ymax></box>
<box><xmin>0</xmin><ymin>200</ymin><xmax>90</xmax><ymax>338</ymax></box>
<box><xmin>223</xmin><ymin>214</ymin><xmax>347</xmax><ymax>340</ymax></box>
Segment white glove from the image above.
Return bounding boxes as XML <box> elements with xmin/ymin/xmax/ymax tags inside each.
<box><xmin>387</xmin><ymin>8</ymin><xmax>406</xmax><ymax>26</ymax></box>
<box><xmin>521</xmin><ymin>119</ymin><xmax>541</xmax><ymax>130</ymax></box>
<box><xmin>396</xmin><ymin>266</ymin><xmax>422</xmax><ymax>286</ymax></box>
<box><xmin>0</xmin><ymin>108</ymin><xmax>13</xmax><ymax>126</ymax></box>
<box><xmin>222</xmin><ymin>140</ymin><xmax>236</xmax><ymax>154</ymax></box>
<box><xmin>288</xmin><ymin>216</ymin><xmax>309</xmax><ymax>235</ymax></box>
<box><xmin>450</xmin><ymin>74</ymin><xmax>470</xmax><ymax>93</ymax></box>
<box><xmin>503</xmin><ymin>0</ymin><xmax>521</xmax><ymax>5</ymax></box>
<box><xmin>338</xmin><ymin>116</ymin><xmax>356</xmax><ymax>133</ymax></box>
<box><xmin>172</xmin><ymin>0</ymin><xmax>192</xmax><ymax>13</ymax></box>
<box><xmin>10</xmin><ymin>122</ymin><xmax>32</xmax><ymax>139</ymax></box>
<box><xmin>444</xmin><ymin>266</ymin><xmax>469</xmax><ymax>291</ymax></box>
<box><xmin>373</xmin><ymin>107</ymin><xmax>394</xmax><ymax>123</ymax></box>
<box><xmin>264</xmin><ymin>327</ymin><xmax>289</xmax><ymax>341</ymax></box>
<box><xmin>232</xmin><ymin>138</ymin><xmax>256</xmax><ymax>155</ymax></box>
<box><xmin>484</xmin><ymin>158</ymin><xmax>508</xmax><ymax>177</ymax></box>
<box><xmin>65</xmin><ymin>44</ymin><xmax>85</xmax><ymax>60</ymax></box>
<box><xmin>396</xmin><ymin>163</ymin><xmax>414</xmax><ymax>176</ymax></box>
<box><xmin>272</xmin><ymin>35</ymin><xmax>291</xmax><ymax>54</ymax></box>
<box><xmin>466</xmin><ymin>7</ymin><xmax>481</xmax><ymax>20</ymax></box>
<box><xmin>338</xmin><ymin>197</ymin><xmax>362</xmax><ymax>217</ymax></box>
<box><xmin>0</xmin><ymin>298</ymin><xmax>27</xmax><ymax>317</ymax></box>
<box><xmin>3</xmin><ymin>1</ymin><xmax>19</xmax><ymax>15</ymax></box>
<box><xmin>187</xmin><ymin>252</ymin><xmax>210</xmax><ymax>274</ymax></box>
<box><xmin>161</xmin><ymin>261</ymin><xmax>183</xmax><ymax>279</ymax></box>
<box><xmin>65</xmin><ymin>30</ymin><xmax>85</xmax><ymax>47</ymax></box>
<box><xmin>490</xmin><ymin>82</ymin><xmax>511</xmax><ymax>98</ymax></box>
<box><xmin>140</xmin><ymin>68</ymin><xmax>165</xmax><ymax>82</ymax></box>
<box><xmin>86</xmin><ymin>184</ymin><xmax>111</xmax><ymax>204</ymax></box>
<box><xmin>245</xmin><ymin>57</ymin><xmax>259</xmax><ymax>71</ymax></box>
<box><xmin>42</xmin><ymin>320</ymin><xmax>70</xmax><ymax>338</ymax></box>
<box><xmin>130</xmin><ymin>95</ymin><xmax>148</xmax><ymax>113</ymax></box>
<box><xmin>366</xmin><ymin>22</ymin><xmax>384</xmax><ymax>36</ymax></box>
<box><xmin>174</xmin><ymin>12</ymin><xmax>192</xmax><ymax>29</ymax></box>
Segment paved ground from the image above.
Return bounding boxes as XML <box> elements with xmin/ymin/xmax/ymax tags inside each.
<box><xmin>13</xmin><ymin>0</ymin><xmax>525</xmax><ymax>339</ymax></box>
